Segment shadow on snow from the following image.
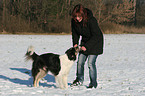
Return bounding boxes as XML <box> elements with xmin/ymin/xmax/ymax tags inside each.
<box><xmin>0</xmin><ymin>67</ymin><xmax>56</xmax><ymax>88</ymax></box>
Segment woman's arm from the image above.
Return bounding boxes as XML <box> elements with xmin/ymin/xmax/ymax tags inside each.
<box><xmin>84</xmin><ymin>17</ymin><xmax>103</xmax><ymax>49</ymax></box>
<box><xmin>71</xmin><ymin>19</ymin><xmax>80</xmax><ymax>46</ymax></box>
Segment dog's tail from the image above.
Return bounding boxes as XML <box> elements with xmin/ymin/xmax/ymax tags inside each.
<box><xmin>25</xmin><ymin>46</ymin><xmax>38</xmax><ymax>61</ymax></box>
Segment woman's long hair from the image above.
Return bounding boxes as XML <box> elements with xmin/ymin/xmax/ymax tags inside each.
<box><xmin>71</xmin><ymin>4</ymin><xmax>88</xmax><ymax>26</ymax></box>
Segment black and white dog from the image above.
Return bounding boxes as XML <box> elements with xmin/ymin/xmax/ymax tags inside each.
<box><xmin>25</xmin><ymin>46</ymin><xmax>79</xmax><ymax>89</ymax></box>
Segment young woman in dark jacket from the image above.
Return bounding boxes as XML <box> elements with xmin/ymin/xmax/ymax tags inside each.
<box><xmin>71</xmin><ymin>4</ymin><xmax>104</xmax><ymax>88</ymax></box>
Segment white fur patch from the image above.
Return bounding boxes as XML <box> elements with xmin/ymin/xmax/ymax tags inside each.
<box><xmin>55</xmin><ymin>54</ymin><xmax>74</xmax><ymax>89</ymax></box>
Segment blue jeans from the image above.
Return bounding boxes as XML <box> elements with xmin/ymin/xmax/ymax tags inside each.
<box><xmin>76</xmin><ymin>53</ymin><xmax>98</xmax><ymax>87</ymax></box>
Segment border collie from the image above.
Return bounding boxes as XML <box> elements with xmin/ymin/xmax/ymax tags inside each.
<box><xmin>25</xmin><ymin>46</ymin><xmax>79</xmax><ymax>89</ymax></box>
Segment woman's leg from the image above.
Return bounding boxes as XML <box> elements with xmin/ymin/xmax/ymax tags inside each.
<box><xmin>71</xmin><ymin>53</ymin><xmax>87</xmax><ymax>86</ymax></box>
<box><xmin>76</xmin><ymin>53</ymin><xmax>87</xmax><ymax>83</ymax></box>
<box><xmin>87</xmin><ymin>55</ymin><xmax>98</xmax><ymax>88</ymax></box>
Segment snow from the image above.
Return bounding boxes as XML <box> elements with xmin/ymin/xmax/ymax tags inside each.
<box><xmin>0</xmin><ymin>34</ymin><xmax>145</xmax><ymax>96</ymax></box>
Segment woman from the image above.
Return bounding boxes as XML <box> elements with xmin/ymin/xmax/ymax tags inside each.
<box><xmin>71</xmin><ymin>4</ymin><xmax>104</xmax><ymax>88</ymax></box>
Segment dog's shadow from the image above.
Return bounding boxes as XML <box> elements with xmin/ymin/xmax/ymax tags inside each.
<box><xmin>0</xmin><ymin>68</ymin><xmax>56</xmax><ymax>88</ymax></box>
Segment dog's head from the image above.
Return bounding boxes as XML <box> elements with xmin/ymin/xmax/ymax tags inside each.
<box><xmin>65</xmin><ymin>46</ymin><xmax>80</xmax><ymax>61</ymax></box>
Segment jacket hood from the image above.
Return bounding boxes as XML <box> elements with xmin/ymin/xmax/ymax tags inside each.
<box><xmin>85</xmin><ymin>8</ymin><xmax>93</xmax><ymax>19</ymax></box>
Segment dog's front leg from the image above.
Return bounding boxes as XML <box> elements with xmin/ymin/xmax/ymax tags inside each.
<box><xmin>55</xmin><ymin>75</ymin><xmax>64</xmax><ymax>89</ymax></box>
<box><xmin>62</xmin><ymin>75</ymin><xmax>68</xmax><ymax>89</ymax></box>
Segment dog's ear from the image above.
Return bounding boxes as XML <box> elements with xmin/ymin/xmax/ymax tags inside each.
<box><xmin>65</xmin><ymin>48</ymin><xmax>76</xmax><ymax>60</ymax></box>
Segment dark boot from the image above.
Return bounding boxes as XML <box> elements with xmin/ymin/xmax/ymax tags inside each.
<box><xmin>70</xmin><ymin>79</ymin><xmax>83</xmax><ymax>86</ymax></box>
<box><xmin>87</xmin><ymin>83</ymin><xmax>98</xmax><ymax>89</ymax></box>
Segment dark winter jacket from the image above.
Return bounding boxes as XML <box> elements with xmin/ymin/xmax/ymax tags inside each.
<box><xmin>71</xmin><ymin>8</ymin><xmax>104</xmax><ymax>55</ymax></box>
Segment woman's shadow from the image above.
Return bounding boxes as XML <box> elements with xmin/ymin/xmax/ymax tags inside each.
<box><xmin>0</xmin><ymin>68</ymin><xmax>56</xmax><ymax>88</ymax></box>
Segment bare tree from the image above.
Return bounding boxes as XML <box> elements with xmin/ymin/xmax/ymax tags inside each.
<box><xmin>94</xmin><ymin>0</ymin><xmax>106</xmax><ymax>23</ymax></box>
<box><xmin>107</xmin><ymin>0</ymin><xmax>136</xmax><ymax>24</ymax></box>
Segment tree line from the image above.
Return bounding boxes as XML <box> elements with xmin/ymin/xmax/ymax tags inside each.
<box><xmin>0</xmin><ymin>0</ymin><xmax>145</xmax><ymax>33</ymax></box>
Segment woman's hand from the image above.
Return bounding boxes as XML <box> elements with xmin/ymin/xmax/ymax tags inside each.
<box><xmin>81</xmin><ymin>46</ymin><xmax>86</xmax><ymax>51</ymax></box>
<box><xmin>74</xmin><ymin>44</ymin><xmax>86</xmax><ymax>51</ymax></box>
<box><xmin>74</xmin><ymin>44</ymin><xmax>78</xmax><ymax>47</ymax></box>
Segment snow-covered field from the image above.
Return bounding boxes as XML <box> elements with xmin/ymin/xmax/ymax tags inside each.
<box><xmin>0</xmin><ymin>34</ymin><xmax>145</xmax><ymax>96</ymax></box>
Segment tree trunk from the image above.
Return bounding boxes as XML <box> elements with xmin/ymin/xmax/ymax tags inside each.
<box><xmin>134</xmin><ymin>0</ymin><xmax>139</xmax><ymax>25</ymax></box>
<box><xmin>28</xmin><ymin>0</ymin><xmax>31</xmax><ymax>29</ymax></box>
<box><xmin>2</xmin><ymin>0</ymin><xmax>6</xmax><ymax>32</ymax></box>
